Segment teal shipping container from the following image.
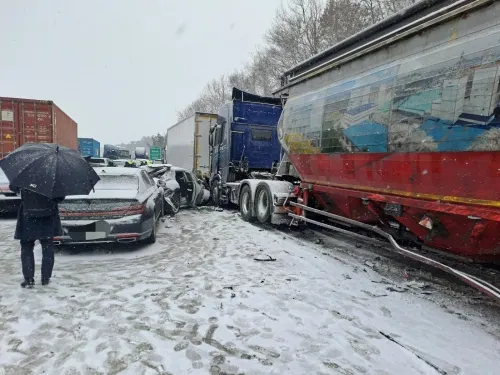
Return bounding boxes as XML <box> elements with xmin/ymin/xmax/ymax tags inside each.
<box><xmin>78</xmin><ymin>138</ymin><xmax>100</xmax><ymax>157</ymax></box>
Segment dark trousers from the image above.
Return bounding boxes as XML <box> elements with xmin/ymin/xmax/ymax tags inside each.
<box><xmin>20</xmin><ymin>239</ymin><xmax>54</xmax><ymax>280</ymax></box>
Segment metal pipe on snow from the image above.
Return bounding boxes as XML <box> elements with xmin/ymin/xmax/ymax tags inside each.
<box><xmin>289</xmin><ymin>202</ymin><xmax>500</xmax><ymax>303</ymax></box>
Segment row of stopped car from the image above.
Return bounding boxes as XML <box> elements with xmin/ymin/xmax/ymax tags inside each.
<box><xmin>0</xmin><ymin>164</ymin><xmax>209</xmax><ymax>246</ymax></box>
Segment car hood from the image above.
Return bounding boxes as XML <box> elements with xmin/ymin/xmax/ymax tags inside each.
<box><xmin>65</xmin><ymin>189</ymin><xmax>138</xmax><ymax>200</ymax></box>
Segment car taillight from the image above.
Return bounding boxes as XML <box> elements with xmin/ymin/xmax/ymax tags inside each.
<box><xmin>59</xmin><ymin>202</ymin><xmax>145</xmax><ymax>217</ymax></box>
<box><xmin>123</xmin><ymin>203</ymin><xmax>145</xmax><ymax>215</ymax></box>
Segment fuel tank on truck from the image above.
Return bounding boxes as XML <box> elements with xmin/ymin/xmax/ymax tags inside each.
<box><xmin>275</xmin><ymin>0</ymin><xmax>500</xmax><ymax>260</ymax></box>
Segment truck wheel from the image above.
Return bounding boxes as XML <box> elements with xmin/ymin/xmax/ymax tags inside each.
<box><xmin>239</xmin><ymin>185</ymin><xmax>255</xmax><ymax>222</ymax></box>
<box><xmin>255</xmin><ymin>184</ymin><xmax>272</xmax><ymax>224</ymax></box>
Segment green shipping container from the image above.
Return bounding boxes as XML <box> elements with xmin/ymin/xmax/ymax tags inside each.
<box><xmin>149</xmin><ymin>146</ymin><xmax>161</xmax><ymax>160</ymax></box>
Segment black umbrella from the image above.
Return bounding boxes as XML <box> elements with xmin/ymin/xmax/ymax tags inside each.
<box><xmin>0</xmin><ymin>143</ymin><xmax>100</xmax><ymax>199</ymax></box>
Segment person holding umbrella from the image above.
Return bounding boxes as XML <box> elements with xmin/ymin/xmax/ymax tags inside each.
<box><xmin>8</xmin><ymin>185</ymin><xmax>66</xmax><ymax>287</ymax></box>
<box><xmin>0</xmin><ymin>143</ymin><xmax>100</xmax><ymax>288</ymax></box>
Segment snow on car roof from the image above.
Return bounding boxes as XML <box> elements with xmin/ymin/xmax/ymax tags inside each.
<box><xmin>93</xmin><ymin>167</ymin><xmax>142</xmax><ymax>175</ymax></box>
<box><xmin>171</xmin><ymin>166</ymin><xmax>187</xmax><ymax>171</ymax></box>
<box><xmin>143</xmin><ymin>164</ymin><xmax>188</xmax><ymax>173</ymax></box>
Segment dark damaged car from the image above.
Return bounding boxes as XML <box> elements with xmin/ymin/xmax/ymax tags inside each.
<box><xmin>55</xmin><ymin>167</ymin><xmax>164</xmax><ymax>245</ymax></box>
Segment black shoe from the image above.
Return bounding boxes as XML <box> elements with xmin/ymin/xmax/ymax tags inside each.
<box><xmin>41</xmin><ymin>278</ymin><xmax>50</xmax><ymax>286</ymax></box>
<box><xmin>21</xmin><ymin>278</ymin><xmax>35</xmax><ymax>288</ymax></box>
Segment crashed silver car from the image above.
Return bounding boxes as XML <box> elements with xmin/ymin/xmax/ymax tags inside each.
<box><xmin>143</xmin><ymin>164</ymin><xmax>209</xmax><ymax>214</ymax></box>
<box><xmin>0</xmin><ymin>167</ymin><xmax>20</xmax><ymax>214</ymax></box>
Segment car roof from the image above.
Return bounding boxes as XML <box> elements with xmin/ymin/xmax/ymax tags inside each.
<box><xmin>94</xmin><ymin>167</ymin><xmax>142</xmax><ymax>176</ymax></box>
<box><xmin>144</xmin><ymin>164</ymin><xmax>189</xmax><ymax>173</ymax></box>
<box><xmin>171</xmin><ymin>166</ymin><xmax>188</xmax><ymax>172</ymax></box>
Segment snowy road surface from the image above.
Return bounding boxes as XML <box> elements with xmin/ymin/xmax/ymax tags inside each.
<box><xmin>0</xmin><ymin>209</ymin><xmax>499</xmax><ymax>375</ymax></box>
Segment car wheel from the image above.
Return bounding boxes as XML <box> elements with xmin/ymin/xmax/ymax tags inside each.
<box><xmin>171</xmin><ymin>190</ymin><xmax>181</xmax><ymax>213</ymax></box>
<box><xmin>145</xmin><ymin>216</ymin><xmax>157</xmax><ymax>244</ymax></box>
<box><xmin>255</xmin><ymin>184</ymin><xmax>272</xmax><ymax>224</ymax></box>
<box><xmin>239</xmin><ymin>185</ymin><xmax>255</xmax><ymax>222</ymax></box>
<box><xmin>165</xmin><ymin>190</ymin><xmax>181</xmax><ymax>216</ymax></box>
<box><xmin>211</xmin><ymin>185</ymin><xmax>220</xmax><ymax>206</ymax></box>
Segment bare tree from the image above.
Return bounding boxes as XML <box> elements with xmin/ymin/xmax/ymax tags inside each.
<box><xmin>176</xmin><ymin>0</ymin><xmax>415</xmax><ymax>128</ymax></box>
<box><xmin>265</xmin><ymin>0</ymin><xmax>329</xmax><ymax>74</ymax></box>
<box><xmin>201</xmin><ymin>75</ymin><xmax>230</xmax><ymax>112</ymax></box>
<box><xmin>320</xmin><ymin>0</ymin><xmax>371</xmax><ymax>46</ymax></box>
<box><xmin>176</xmin><ymin>97</ymin><xmax>207</xmax><ymax>122</ymax></box>
<box><xmin>359</xmin><ymin>0</ymin><xmax>415</xmax><ymax>24</ymax></box>
<box><xmin>176</xmin><ymin>76</ymin><xmax>230</xmax><ymax>121</ymax></box>
<box><xmin>243</xmin><ymin>47</ymin><xmax>283</xmax><ymax>95</ymax></box>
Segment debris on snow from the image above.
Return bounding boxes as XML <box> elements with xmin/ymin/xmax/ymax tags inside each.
<box><xmin>253</xmin><ymin>255</ymin><xmax>277</xmax><ymax>262</ymax></box>
<box><xmin>0</xmin><ymin>210</ymin><xmax>498</xmax><ymax>375</ymax></box>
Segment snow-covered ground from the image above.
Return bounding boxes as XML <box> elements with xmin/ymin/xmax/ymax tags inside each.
<box><xmin>0</xmin><ymin>209</ymin><xmax>499</xmax><ymax>375</ymax></box>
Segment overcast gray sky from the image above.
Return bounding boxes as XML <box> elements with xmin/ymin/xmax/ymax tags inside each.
<box><xmin>0</xmin><ymin>0</ymin><xmax>281</xmax><ymax>145</ymax></box>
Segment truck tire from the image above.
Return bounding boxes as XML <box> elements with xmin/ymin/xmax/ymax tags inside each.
<box><xmin>239</xmin><ymin>185</ymin><xmax>255</xmax><ymax>222</ymax></box>
<box><xmin>255</xmin><ymin>184</ymin><xmax>272</xmax><ymax>224</ymax></box>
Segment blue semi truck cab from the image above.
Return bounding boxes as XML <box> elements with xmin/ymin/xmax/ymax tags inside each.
<box><xmin>209</xmin><ymin>88</ymin><xmax>284</xmax><ymax>207</ymax></box>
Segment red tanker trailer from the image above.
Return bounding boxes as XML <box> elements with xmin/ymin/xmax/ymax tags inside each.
<box><xmin>231</xmin><ymin>0</ymin><xmax>500</xmax><ymax>272</ymax></box>
<box><xmin>274</xmin><ymin>0</ymin><xmax>500</xmax><ymax>263</ymax></box>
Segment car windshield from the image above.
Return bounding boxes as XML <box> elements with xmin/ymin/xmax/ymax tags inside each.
<box><xmin>90</xmin><ymin>158</ymin><xmax>105</xmax><ymax>163</ymax></box>
<box><xmin>94</xmin><ymin>175</ymin><xmax>138</xmax><ymax>190</ymax></box>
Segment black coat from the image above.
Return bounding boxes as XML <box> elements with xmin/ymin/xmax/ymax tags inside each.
<box><xmin>11</xmin><ymin>186</ymin><xmax>65</xmax><ymax>241</ymax></box>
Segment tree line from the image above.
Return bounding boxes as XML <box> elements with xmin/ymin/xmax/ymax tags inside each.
<box><xmin>121</xmin><ymin>0</ymin><xmax>414</xmax><ymax>150</ymax></box>
<box><xmin>176</xmin><ymin>0</ymin><xmax>414</xmax><ymax>120</ymax></box>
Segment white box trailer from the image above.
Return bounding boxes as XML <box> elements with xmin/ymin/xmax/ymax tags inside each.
<box><xmin>166</xmin><ymin>112</ymin><xmax>217</xmax><ymax>176</ymax></box>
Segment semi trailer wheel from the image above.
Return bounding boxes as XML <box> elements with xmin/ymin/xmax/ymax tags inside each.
<box><xmin>239</xmin><ymin>185</ymin><xmax>255</xmax><ymax>222</ymax></box>
<box><xmin>255</xmin><ymin>184</ymin><xmax>272</xmax><ymax>224</ymax></box>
